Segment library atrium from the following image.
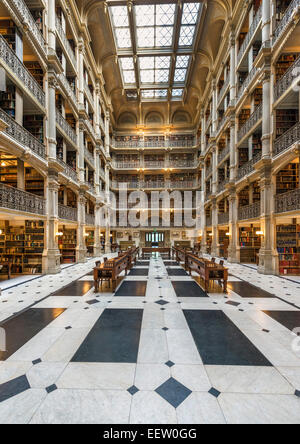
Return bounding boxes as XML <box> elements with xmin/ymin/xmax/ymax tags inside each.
<box><xmin>0</xmin><ymin>0</ymin><xmax>300</xmax><ymax>425</ymax></box>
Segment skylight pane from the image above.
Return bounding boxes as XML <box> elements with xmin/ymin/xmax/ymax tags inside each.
<box><xmin>156</xmin><ymin>26</ymin><xmax>173</xmax><ymax>47</ymax></box>
<box><xmin>139</xmin><ymin>57</ymin><xmax>155</xmax><ymax>70</ymax></box>
<box><xmin>174</xmin><ymin>68</ymin><xmax>187</xmax><ymax>82</ymax></box>
<box><xmin>181</xmin><ymin>3</ymin><xmax>200</xmax><ymax>25</ymax></box>
<box><xmin>111</xmin><ymin>6</ymin><xmax>129</xmax><ymax>27</ymax></box>
<box><xmin>156</xmin><ymin>4</ymin><xmax>176</xmax><ymax>26</ymax></box>
<box><xmin>156</xmin><ymin>56</ymin><xmax>171</xmax><ymax>69</ymax></box>
<box><xmin>137</xmin><ymin>27</ymin><xmax>155</xmax><ymax>47</ymax></box>
<box><xmin>176</xmin><ymin>55</ymin><xmax>190</xmax><ymax>69</ymax></box>
<box><xmin>141</xmin><ymin>70</ymin><xmax>155</xmax><ymax>84</ymax></box>
<box><xmin>123</xmin><ymin>70</ymin><xmax>135</xmax><ymax>84</ymax></box>
<box><xmin>155</xmin><ymin>89</ymin><xmax>168</xmax><ymax>98</ymax></box>
<box><xmin>155</xmin><ymin>69</ymin><xmax>169</xmax><ymax>83</ymax></box>
<box><xmin>115</xmin><ymin>28</ymin><xmax>132</xmax><ymax>48</ymax></box>
<box><xmin>179</xmin><ymin>26</ymin><xmax>196</xmax><ymax>46</ymax></box>
<box><xmin>135</xmin><ymin>5</ymin><xmax>155</xmax><ymax>26</ymax></box>
<box><xmin>120</xmin><ymin>57</ymin><xmax>134</xmax><ymax>70</ymax></box>
<box><xmin>172</xmin><ymin>89</ymin><xmax>183</xmax><ymax>97</ymax></box>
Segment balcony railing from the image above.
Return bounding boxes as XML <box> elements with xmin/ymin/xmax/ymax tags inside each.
<box><xmin>237</xmin><ymin>104</ymin><xmax>262</xmax><ymax>142</ymax></box>
<box><xmin>218</xmin><ymin>145</ymin><xmax>230</xmax><ymax>164</ymax></box>
<box><xmin>170</xmin><ymin>181</ymin><xmax>198</xmax><ymax>189</ymax></box>
<box><xmin>85</xmin><ymin>213</ymin><xmax>95</xmax><ymax>225</ymax></box>
<box><xmin>8</xmin><ymin>0</ymin><xmax>46</xmax><ymax>55</ymax></box>
<box><xmin>237</xmin><ymin>6</ymin><xmax>262</xmax><ymax>65</ymax></box>
<box><xmin>57</xmin><ymin>73</ymin><xmax>77</xmax><ymax>106</ymax></box>
<box><xmin>218</xmin><ymin>76</ymin><xmax>230</xmax><ymax>105</ymax></box>
<box><xmin>273</xmin><ymin>122</ymin><xmax>300</xmax><ymax>156</ymax></box>
<box><xmin>58</xmin><ymin>204</ymin><xmax>77</xmax><ymax>221</ymax></box>
<box><xmin>57</xmin><ymin>158</ymin><xmax>78</xmax><ymax>182</ymax></box>
<box><xmin>86</xmin><ymin>182</ymin><xmax>95</xmax><ymax>194</ymax></box>
<box><xmin>55</xmin><ymin>16</ymin><xmax>76</xmax><ymax>68</ymax></box>
<box><xmin>170</xmin><ymin>160</ymin><xmax>197</xmax><ymax>168</ymax></box>
<box><xmin>56</xmin><ymin>109</ymin><xmax>77</xmax><ymax>145</ymax></box>
<box><xmin>273</xmin><ymin>0</ymin><xmax>300</xmax><ymax>44</ymax></box>
<box><xmin>0</xmin><ymin>183</ymin><xmax>45</xmax><ymax>215</ymax></box>
<box><xmin>237</xmin><ymin>66</ymin><xmax>258</xmax><ymax>103</ymax></box>
<box><xmin>144</xmin><ymin>161</ymin><xmax>165</xmax><ymax>169</ymax></box>
<box><xmin>0</xmin><ymin>108</ymin><xmax>46</xmax><ymax>159</ymax></box>
<box><xmin>0</xmin><ymin>35</ymin><xmax>45</xmax><ymax>107</ymax></box>
<box><xmin>84</xmin><ymin>148</ymin><xmax>94</xmax><ymax>166</ymax></box>
<box><xmin>85</xmin><ymin>119</ymin><xmax>96</xmax><ymax>140</ymax></box>
<box><xmin>84</xmin><ymin>82</ymin><xmax>94</xmax><ymax>106</ymax></box>
<box><xmin>218</xmin><ymin>212</ymin><xmax>229</xmax><ymax>225</ymax></box>
<box><xmin>99</xmin><ymin>167</ymin><xmax>106</xmax><ymax>181</ymax></box>
<box><xmin>218</xmin><ymin>178</ymin><xmax>229</xmax><ymax>193</ymax></box>
<box><xmin>217</xmin><ymin>114</ymin><xmax>227</xmax><ymax>134</ymax></box>
<box><xmin>206</xmin><ymin>164</ymin><xmax>213</xmax><ymax>178</ymax></box>
<box><xmin>237</xmin><ymin>152</ymin><xmax>262</xmax><ymax>180</ymax></box>
<box><xmin>238</xmin><ymin>201</ymin><xmax>261</xmax><ymax>220</ymax></box>
<box><xmin>169</xmin><ymin>138</ymin><xmax>196</xmax><ymax>148</ymax></box>
<box><xmin>111</xmin><ymin>180</ymin><xmax>198</xmax><ymax>190</ymax></box>
<box><xmin>274</xmin><ymin>55</ymin><xmax>300</xmax><ymax>101</ymax></box>
<box><xmin>275</xmin><ymin>188</ymin><xmax>300</xmax><ymax>213</ymax></box>
<box><xmin>112</xmin><ymin>138</ymin><xmax>196</xmax><ymax>149</ymax></box>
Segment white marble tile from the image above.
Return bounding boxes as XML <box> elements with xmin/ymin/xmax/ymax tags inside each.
<box><xmin>138</xmin><ymin>329</ymin><xmax>169</xmax><ymax>364</ymax></box>
<box><xmin>56</xmin><ymin>362</ymin><xmax>136</xmax><ymax>390</ymax></box>
<box><xmin>0</xmin><ymin>388</ymin><xmax>47</xmax><ymax>424</ymax></box>
<box><xmin>171</xmin><ymin>364</ymin><xmax>211</xmax><ymax>392</ymax></box>
<box><xmin>0</xmin><ymin>361</ymin><xmax>33</xmax><ymax>384</ymax></box>
<box><xmin>166</xmin><ymin>329</ymin><xmax>202</xmax><ymax>364</ymax></box>
<box><xmin>219</xmin><ymin>393</ymin><xmax>300</xmax><ymax>424</ymax></box>
<box><xmin>26</xmin><ymin>362</ymin><xmax>67</xmax><ymax>388</ymax></box>
<box><xmin>134</xmin><ymin>364</ymin><xmax>171</xmax><ymax>390</ymax></box>
<box><xmin>205</xmin><ymin>365</ymin><xmax>294</xmax><ymax>395</ymax></box>
<box><xmin>30</xmin><ymin>389</ymin><xmax>132</xmax><ymax>424</ymax></box>
<box><xmin>130</xmin><ymin>391</ymin><xmax>177</xmax><ymax>424</ymax></box>
<box><xmin>177</xmin><ymin>392</ymin><xmax>226</xmax><ymax>424</ymax></box>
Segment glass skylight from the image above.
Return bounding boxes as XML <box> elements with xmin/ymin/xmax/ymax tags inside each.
<box><xmin>109</xmin><ymin>2</ymin><xmax>202</xmax><ymax>101</ymax></box>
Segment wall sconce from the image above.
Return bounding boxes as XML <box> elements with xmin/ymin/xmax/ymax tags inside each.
<box><xmin>209</xmin><ymin>233</ymin><xmax>213</xmax><ymax>237</ymax></box>
<box><xmin>84</xmin><ymin>233</ymin><xmax>89</xmax><ymax>237</ymax></box>
<box><xmin>226</xmin><ymin>232</ymin><xmax>230</xmax><ymax>236</ymax></box>
<box><xmin>56</xmin><ymin>232</ymin><xmax>63</xmax><ymax>237</ymax></box>
<box><xmin>0</xmin><ymin>229</ymin><xmax>2</xmax><ymax>235</ymax></box>
<box><xmin>256</xmin><ymin>231</ymin><xmax>264</xmax><ymax>236</ymax></box>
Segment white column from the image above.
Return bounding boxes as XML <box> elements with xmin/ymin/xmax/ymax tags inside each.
<box><xmin>76</xmin><ymin>192</ymin><xmax>87</xmax><ymax>263</ymax></box>
<box><xmin>47</xmin><ymin>74</ymin><xmax>57</xmax><ymax>160</ymax></box>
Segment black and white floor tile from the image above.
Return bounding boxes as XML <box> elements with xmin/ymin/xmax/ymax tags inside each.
<box><xmin>0</xmin><ymin>254</ymin><xmax>300</xmax><ymax>424</ymax></box>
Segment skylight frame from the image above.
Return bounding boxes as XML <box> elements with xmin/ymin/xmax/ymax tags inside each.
<box><xmin>108</xmin><ymin>2</ymin><xmax>203</xmax><ymax>102</ymax></box>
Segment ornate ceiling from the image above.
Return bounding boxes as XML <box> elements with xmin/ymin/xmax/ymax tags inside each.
<box><xmin>75</xmin><ymin>0</ymin><xmax>238</xmax><ymax>131</ymax></box>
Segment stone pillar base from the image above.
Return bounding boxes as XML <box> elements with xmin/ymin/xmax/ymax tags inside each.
<box><xmin>258</xmin><ymin>249</ymin><xmax>279</xmax><ymax>275</ymax></box>
<box><xmin>227</xmin><ymin>247</ymin><xmax>239</xmax><ymax>264</ymax></box>
<box><xmin>211</xmin><ymin>245</ymin><xmax>220</xmax><ymax>258</ymax></box>
<box><xmin>76</xmin><ymin>247</ymin><xmax>87</xmax><ymax>263</ymax></box>
<box><xmin>105</xmin><ymin>243</ymin><xmax>111</xmax><ymax>254</ymax></box>
<box><xmin>93</xmin><ymin>246</ymin><xmax>102</xmax><ymax>257</ymax></box>
<box><xmin>42</xmin><ymin>249</ymin><xmax>61</xmax><ymax>274</ymax></box>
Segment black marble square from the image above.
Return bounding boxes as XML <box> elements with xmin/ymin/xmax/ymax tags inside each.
<box><xmin>115</xmin><ymin>281</ymin><xmax>147</xmax><ymax>297</ymax></box>
<box><xmin>155</xmin><ymin>378</ymin><xmax>192</xmax><ymax>408</ymax></box>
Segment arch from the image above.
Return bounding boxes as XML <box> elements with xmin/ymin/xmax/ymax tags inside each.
<box><xmin>145</xmin><ymin>111</ymin><xmax>164</xmax><ymax>126</ymax></box>
<box><xmin>117</xmin><ymin>112</ymin><xmax>137</xmax><ymax>127</ymax></box>
<box><xmin>172</xmin><ymin>111</ymin><xmax>192</xmax><ymax>125</ymax></box>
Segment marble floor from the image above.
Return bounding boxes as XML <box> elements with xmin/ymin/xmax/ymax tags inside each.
<box><xmin>0</xmin><ymin>254</ymin><xmax>300</xmax><ymax>424</ymax></box>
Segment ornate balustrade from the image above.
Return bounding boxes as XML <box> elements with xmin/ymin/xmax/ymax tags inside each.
<box><xmin>274</xmin><ymin>55</ymin><xmax>300</xmax><ymax>101</ymax></box>
<box><xmin>0</xmin><ymin>108</ymin><xmax>46</xmax><ymax>158</ymax></box>
<box><xmin>237</xmin><ymin>152</ymin><xmax>261</xmax><ymax>180</ymax></box>
<box><xmin>237</xmin><ymin>104</ymin><xmax>262</xmax><ymax>142</ymax></box>
<box><xmin>170</xmin><ymin>181</ymin><xmax>198</xmax><ymax>189</ymax></box>
<box><xmin>238</xmin><ymin>201</ymin><xmax>261</xmax><ymax>220</ymax></box>
<box><xmin>84</xmin><ymin>82</ymin><xmax>94</xmax><ymax>106</ymax></box>
<box><xmin>112</xmin><ymin>162</ymin><xmax>140</xmax><ymax>169</ymax></box>
<box><xmin>275</xmin><ymin>188</ymin><xmax>300</xmax><ymax>213</ymax></box>
<box><xmin>85</xmin><ymin>119</ymin><xmax>96</xmax><ymax>140</ymax></box>
<box><xmin>0</xmin><ymin>183</ymin><xmax>45</xmax><ymax>215</ymax></box>
<box><xmin>170</xmin><ymin>160</ymin><xmax>197</xmax><ymax>168</ymax></box>
<box><xmin>217</xmin><ymin>114</ymin><xmax>227</xmax><ymax>134</ymax></box>
<box><xmin>57</xmin><ymin>158</ymin><xmax>78</xmax><ymax>182</ymax></box>
<box><xmin>58</xmin><ymin>204</ymin><xmax>78</xmax><ymax>221</ymax></box>
<box><xmin>206</xmin><ymin>164</ymin><xmax>213</xmax><ymax>178</ymax></box>
<box><xmin>55</xmin><ymin>16</ymin><xmax>76</xmax><ymax>68</ymax></box>
<box><xmin>273</xmin><ymin>122</ymin><xmax>300</xmax><ymax>156</ymax></box>
<box><xmin>56</xmin><ymin>109</ymin><xmax>77</xmax><ymax>145</ymax></box>
<box><xmin>84</xmin><ymin>148</ymin><xmax>94</xmax><ymax>166</ymax></box>
<box><xmin>58</xmin><ymin>73</ymin><xmax>77</xmax><ymax>106</ymax></box>
<box><xmin>218</xmin><ymin>76</ymin><xmax>230</xmax><ymax>105</ymax></box>
<box><xmin>0</xmin><ymin>35</ymin><xmax>45</xmax><ymax>107</ymax></box>
<box><xmin>99</xmin><ymin>167</ymin><xmax>106</xmax><ymax>180</ymax></box>
<box><xmin>218</xmin><ymin>145</ymin><xmax>230</xmax><ymax>164</ymax></box>
<box><xmin>144</xmin><ymin>161</ymin><xmax>165</xmax><ymax>168</ymax></box>
<box><xmin>8</xmin><ymin>0</ymin><xmax>46</xmax><ymax>55</ymax></box>
<box><xmin>237</xmin><ymin>66</ymin><xmax>258</xmax><ymax>103</ymax></box>
<box><xmin>273</xmin><ymin>0</ymin><xmax>300</xmax><ymax>43</ymax></box>
<box><xmin>218</xmin><ymin>212</ymin><xmax>229</xmax><ymax>225</ymax></box>
<box><xmin>218</xmin><ymin>178</ymin><xmax>229</xmax><ymax>193</ymax></box>
<box><xmin>85</xmin><ymin>213</ymin><xmax>95</xmax><ymax>225</ymax></box>
<box><xmin>237</xmin><ymin>6</ymin><xmax>262</xmax><ymax>65</ymax></box>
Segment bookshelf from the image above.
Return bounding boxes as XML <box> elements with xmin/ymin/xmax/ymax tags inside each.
<box><xmin>23</xmin><ymin>115</ymin><xmax>44</xmax><ymax>143</ymax></box>
<box><xmin>276</xmin><ymin>109</ymin><xmax>298</xmax><ymax>138</ymax></box>
<box><xmin>219</xmin><ymin>230</ymin><xmax>229</xmax><ymax>258</ymax></box>
<box><xmin>0</xmin><ymin>19</ymin><xmax>17</xmax><ymax>51</ymax></box>
<box><xmin>275</xmin><ymin>53</ymin><xmax>299</xmax><ymax>82</ymax></box>
<box><xmin>85</xmin><ymin>230</ymin><xmax>94</xmax><ymax>256</ymax></box>
<box><xmin>277</xmin><ymin>223</ymin><xmax>300</xmax><ymax>275</ymax></box>
<box><xmin>58</xmin><ymin>228</ymin><xmax>77</xmax><ymax>264</ymax></box>
<box><xmin>239</xmin><ymin>226</ymin><xmax>261</xmax><ymax>263</ymax></box>
<box><xmin>276</xmin><ymin>1</ymin><xmax>296</xmax><ymax>24</ymax></box>
<box><xmin>0</xmin><ymin>85</ymin><xmax>16</xmax><ymax>118</ymax></box>
<box><xmin>25</xmin><ymin>167</ymin><xmax>44</xmax><ymax>196</ymax></box>
<box><xmin>276</xmin><ymin>162</ymin><xmax>299</xmax><ymax>194</ymax></box>
<box><xmin>238</xmin><ymin>147</ymin><xmax>249</xmax><ymax>167</ymax></box>
<box><xmin>0</xmin><ymin>221</ymin><xmax>44</xmax><ymax>275</ymax></box>
<box><xmin>0</xmin><ymin>161</ymin><xmax>17</xmax><ymax>187</ymax></box>
<box><xmin>239</xmin><ymin>108</ymin><xmax>251</xmax><ymax>128</ymax></box>
<box><xmin>24</xmin><ymin>62</ymin><xmax>44</xmax><ymax>87</ymax></box>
